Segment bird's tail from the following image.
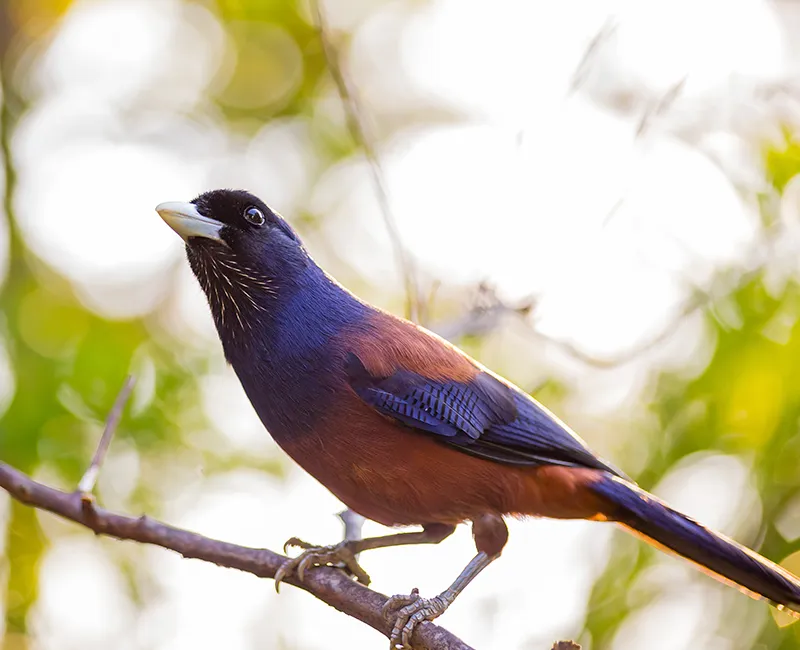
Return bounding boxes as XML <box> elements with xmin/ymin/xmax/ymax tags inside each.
<box><xmin>591</xmin><ymin>474</ymin><xmax>800</xmax><ymax>617</ymax></box>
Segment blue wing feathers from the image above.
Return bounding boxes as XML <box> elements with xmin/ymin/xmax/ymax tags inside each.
<box><xmin>345</xmin><ymin>351</ymin><xmax>622</xmax><ymax>476</ymax></box>
<box><xmin>369</xmin><ymin>388</ymin><xmax>457</xmax><ymax>436</ymax></box>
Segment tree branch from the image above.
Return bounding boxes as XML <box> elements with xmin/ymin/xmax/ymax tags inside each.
<box><xmin>0</xmin><ymin>461</ymin><xmax>474</xmax><ymax>649</ymax></box>
<box><xmin>0</xmin><ymin>462</ymin><xmax>584</xmax><ymax>648</ymax></box>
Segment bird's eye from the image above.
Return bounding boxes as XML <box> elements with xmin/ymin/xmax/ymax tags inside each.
<box><xmin>244</xmin><ymin>207</ymin><xmax>265</xmax><ymax>227</ymax></box>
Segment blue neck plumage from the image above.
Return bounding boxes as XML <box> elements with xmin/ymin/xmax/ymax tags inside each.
<box><xmin>217</xmin><ymin>261</ymin><xmax>367</xmax><ymax>438</ymax></box>
<box><xmin>220</xmin><ymin>259</ymin><xmax>363</xmax><ymax>368</ymax></box>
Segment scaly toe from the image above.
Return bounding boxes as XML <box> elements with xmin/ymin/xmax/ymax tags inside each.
<box><xmin>382</xmin><ymin>588</ymin><xmax>420</xmax><ymax>622</ymax></box>
<box><xmin>387</xmin><ymin>592</ymin><xmax>450</xmax><ymax>650</ymax></box>
<box><xmin>274</xmin><ymin>541</ymin><xmax>372</xmax><ymax>593</ymax></box>
<box><xmin>402</xmin><ymin>610</ymin><xmax>432</xmax><ymax>649</ymax></box>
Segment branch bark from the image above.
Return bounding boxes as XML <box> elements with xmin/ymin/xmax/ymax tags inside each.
<box><xmin>0</xmin><ymin>461</ymin><xmax>585</xmax><ymax>649</ymax></box>
<box><xmin>0</xmin><ymin>461</ymin><xmax>474</xmax><ymax>649</ymax></box>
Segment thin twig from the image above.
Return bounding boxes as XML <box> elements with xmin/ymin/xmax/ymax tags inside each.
<box><xmin>636</xmin><ymin>77</ymin><xmax>687</xmax><ymax>138</ymax></box>
<box><xmin>569</xmin><ymin>19</ymin><xmax>617</xmax><ymax>94</ymax></box>
<box><xmin>432</xmin><ymin>284</ymin><xmax>536</xmax><ymax>342</ymax></box>
<box><xmin>311</xmin><ymin>0</ymin><xmax>419</xmax><ymax>323</ymax></box>
<box><xmin>77</xmin><ymin>375</ymin><xmax>136</xmax><ymax>497</ymax></box>
<box><xmin>431</xmin><ymin>274</ymin><xmax>726</xmax><ymax>370</ymax></box>
<box><xmin>539</xmin><ymin>290</ymin><xmax>707</xmax><ymax>368</ymax></box>
<box><xmin>0</xmin><ymin>461</ymin><xmax>473</xmax><ymax>650</ymax></box>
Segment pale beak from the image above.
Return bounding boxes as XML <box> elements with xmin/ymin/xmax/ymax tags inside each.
<box><xmin>156</xmin><ymin>201</ymin><xmax>225</xmax><ymax>244</ymax></box>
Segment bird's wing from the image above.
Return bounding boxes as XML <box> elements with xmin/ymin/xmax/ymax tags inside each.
<box><xmin>345</xmin><ymin>349</ymin><xmax>623</xmax><ymax>476</ymax></box>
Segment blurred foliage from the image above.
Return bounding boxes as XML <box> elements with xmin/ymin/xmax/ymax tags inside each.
<box><xmin>1</xmin><ymin>1</ymin><xmax>800</xmax><ymax>650</ymax></box>
<box><xmin>584</xmin><ymin>131</ymin><xmax>800</xmax><ymax>650</ymax></box>
<box><xmin>0</xmin><ymin>0</ymin><xmax>332</xmax><ymax>644</ymax></box>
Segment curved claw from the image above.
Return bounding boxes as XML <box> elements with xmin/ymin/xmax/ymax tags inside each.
<box><xmin>274</xmin><ymin>540</ymin><xmax>371</xmax><ymax>594</ymax></box>
<box><xmin>282</xmin><ymin>536</ymin><xmax>314</xmax><ymax>554</ymax></box>
<box><xmin>382</xmin><ymin>588</ymin><xmax>420</xmax><ymax>622</ymax></box>
<box><xmin>383</xmin><ymin>588</ymin><xmax>452</xmax><ymax>649</ymax></box>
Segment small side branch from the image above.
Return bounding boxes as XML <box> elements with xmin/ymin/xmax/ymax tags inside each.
<box><xmin>77</xmin><ymin>375</ymin><xmax>135</xmax><ymax>496</ymax></box>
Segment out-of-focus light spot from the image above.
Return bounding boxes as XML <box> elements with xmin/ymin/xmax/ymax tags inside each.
<box><xmin>151</xmin><ymin>2</ymin><xmax>228</xmax><ymax>112</ymax></box>
<box><xmin>212</xmin><ymin>21</ymin><xmax>303</xmax><ymax>112</ymax></box>
<box><xmin>13</xmin><ymin>95</ymin><xmax>118</xmax><ymax>162</ymax></box>
<box><xmin>653</xmin><ymin>452</ymin><xmax>762</xmax><ymax>538</ymax></box>
<box><xmin>611</xmin><ymin>585</ymin><xmax>723</xmax><ymax>650</ymax></box>
<box><xmin>781</xmin><ymin>173</ymin><xmax>800</xmax><ymax>226</ymax></box>
<box><xmin>776</xmin><ymin>494</ymin><xmax>800</xmax><ymax>542</ymax></box>
<box><xmin>615</xmin><ymin>136</ymin><xmax>755</xmax><ymax>275</ymax></box>
<box><xmin>158</xmin><ymin>262</ymin><xmax>219</xmax><ymax>348</ymax></box>
<box><xmin>145</xmin><ymin>472</ymin><xmax>300</xmax><ymax>650</ymax></box>
<box><xmin>615</xmin><ymin>0</ymin><xmax>784</xmax><ymax>95</ymax></box>
<box><xmin>129</xmin><ymin>350</ymin><xmax>156</xmax><ymax>416</ymax></box>
<box><xmin>0</xmin><ymin>338</ymin><xmax>15</xmax><ymax>419</ymax></box>
<box><xmin>387</xmin><ymin>123</ymin><xmax>525</xmax><ymax>289</ymax></box>
<box><xmin>775</xmin><ymin>174</ymin><xmax>800</xmax><ymax>285</ymax></box>
<box><xmin>310</xmin><ymin>156</ymin><xmax>400</xmax><ymax>297</ymax></box>
<box><xmin>313</xmin><ymin>0</ymin><xmax>378</xmax><ymax>31</ymax></box>
<box><xmin>97</xmin><ymin>441</ymin><xmax>140</xmax><ymax>511</ymax></box>
<box><xmin>0</xmin><ymin>196</ymin><xmax>8</xmax><ymax>290</ymax></box>
<box><xmin>11</xmin><ymin>0</ymin><xmax>227</xmax><ymax>320</ymax></box>
<box><xmin>0</xmin><ymin>490</ymin><xmax>10</xmax><ymax>555</ymax></box>
<box><xmin>402</xmin><ymin>0</ymin><xmax>610</xmax><ymax>123</ymax></box>
<box><xmin>725</xmin><ymin>345</ymin><xmax>785</xmax><ymax>448</ymax></box>
<box><xmin>33</xmin><ymin>538</ymin><xmax>137</xmax><ymax>648</ymax></box>
<box><xmin>73</xmin><ymin>271</ymin><xmax>175</xmax><ymax>321</ymax></box>
<box><xmin>9</xmin><ymin>0</ymin><xmax>74</xmax><ymax>40</ymax></box>
<box><xmin>348</xmin><ymin>1</ymin><xmax>416</xmax><ymax>114</ymax></box>
<box><xmin>201</xmin><ymin>368</ymin><xmax>273</xmax><ymax>452</ymax></box>
<box><xmin>14</xmin><ymin>140</ymin><xmax>203</xmax><ymax>302</ymax></box>
<box><xmin>17</xmin><ymin>288</ymin><xmax>89</xmax><ymax>358</ymax></box>
<box><xmin>244</xmin><ymin>118</ymin><xmax>316</xmax><ymax>216</ymax></box>
<box><xmin>30</xmin><ymin>0</ymin><xmax>179</xmax><ymax>103</ymax></box>
<box><xmin>312</xmin><ymin>111</ymin><xmax>722</xmax><ymax>360</ymax></box>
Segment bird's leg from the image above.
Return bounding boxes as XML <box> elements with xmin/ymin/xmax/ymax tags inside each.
<box><xmin>339</xmin><ymin>509</ymin><xmax>366</xmax><ymax>544</ymax></box>
<box><xmin>383</xmin><ymin>552</ymin><xmax>495</xmax><ymax>649</ymax></box>
<box><xmin>318</xmin><ymin>509</ymin><xmax>367</xmax><ymax>580</ymax></box>
<box><xmin>382</xmin><ymin>513</ymin><xmax>509</xmax><ymax>649</ymax></box>
<box><xmin>274</xmin><ymin>522</ymin><xmax>455</xmax><ymax>591</ymax></box>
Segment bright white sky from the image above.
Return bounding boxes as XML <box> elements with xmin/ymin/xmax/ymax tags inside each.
<box><xmin>3</xmin><ymin>0</ymin><xmax>798</xmax><ymax>648</ymax></box>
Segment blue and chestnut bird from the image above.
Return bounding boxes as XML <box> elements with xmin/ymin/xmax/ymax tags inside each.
<box><xmin>157</xmin><ymin>190</ymin><xmax>800</xmax><ymax>648</ymax></box>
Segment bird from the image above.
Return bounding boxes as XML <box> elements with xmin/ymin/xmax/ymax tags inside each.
<box><xmin>157</xmin><ymin>189</ymin><xmax>800</xmax><ymax>649</ymax></box>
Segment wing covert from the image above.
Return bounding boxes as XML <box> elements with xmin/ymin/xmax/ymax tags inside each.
<box><xmin>345</xmin><ymin>351</ymin><xmax>624</xmax><ymax>477</ymax></box>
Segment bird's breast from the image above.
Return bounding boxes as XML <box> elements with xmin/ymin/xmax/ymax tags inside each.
<box><xmin>231</xmin><ymin>347</ymin><xmax>343</xmax><ymax>443</ymax></box>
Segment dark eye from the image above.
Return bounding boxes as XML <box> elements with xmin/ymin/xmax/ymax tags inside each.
<box><xmin>244</xmin><ymin>207</ymin><xmax>265</xmax><ymax>226</ymax></box>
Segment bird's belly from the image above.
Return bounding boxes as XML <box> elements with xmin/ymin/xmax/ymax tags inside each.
<box><xmin>269</xmin><ymin>398</ymin><xmax>596</xmax><ymax>527</ymax></box>
<box><xmin>271</xmin><ymin>428</ymin><xmax>452</xmax><ymax>526</ymax></box>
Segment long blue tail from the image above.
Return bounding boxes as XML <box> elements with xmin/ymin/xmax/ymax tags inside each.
<box><xmin>591</xmin><ymin>474</ymin><xmax>800</xmax><ymax>616</ymax></box>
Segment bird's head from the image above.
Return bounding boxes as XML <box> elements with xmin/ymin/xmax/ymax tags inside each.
<box><xmin>157</xmin><ymin>189</ymin><xmax>311</xmax><ymax>330</ymax></box>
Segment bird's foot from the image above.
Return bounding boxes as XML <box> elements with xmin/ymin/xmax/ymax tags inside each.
<box><xmin>382</xmin><ymin>588</ymin><xmax>455</xmax><ymax>649</ymax></box>
<box><xmin>274</xmin><ymin>538</ymin><xmax>371</xmax><ymax>592</ymax></box>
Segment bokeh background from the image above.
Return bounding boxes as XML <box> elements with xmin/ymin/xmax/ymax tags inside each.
<box><xmin>2</xmin><ymin>0</ymin><xmax>800</xmax><ymax>648</ymax></box>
